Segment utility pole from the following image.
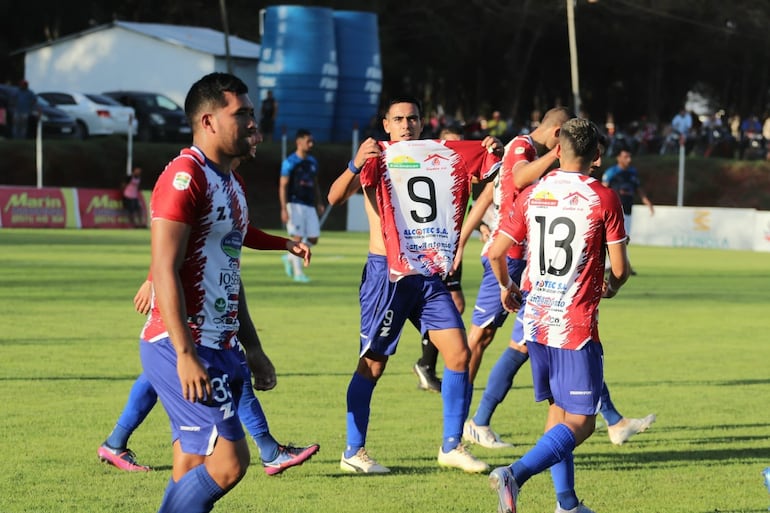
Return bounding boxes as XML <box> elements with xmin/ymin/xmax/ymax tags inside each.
<box><xmin>219</xmin><ymin>0</ymin><xmax>233</xmax><ymax>74</ymax></box>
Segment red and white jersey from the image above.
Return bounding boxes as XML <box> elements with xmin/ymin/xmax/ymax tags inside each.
<box><xmin>360</xmin><ymin>139</ymin><xmax>500</xmax><ymax>281</ymax></box>
<box><xmin>499</xmin><ymin>170</ymin><xmax>626</xmax><ymax>350</ymax></box>
<box><xmin>482</xmin><ymin>135</ymin><xmax>538</xmax><ymax>259</ymax></box>
<box><xmin>141</xmin><ymin>147</ymin><xmax>249</xmax><ymax>350</ymax></box>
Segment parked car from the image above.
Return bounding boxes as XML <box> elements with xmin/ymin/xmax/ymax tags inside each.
<box><xmin>0</xmin><ymin>84</ymin><xmax>78</xmax><ymax>139</ymax></box>
<box><xmin>38</xmin><ymin>91</ymin><xmax>137</xmax><ymax>138</ymax></box>
<box><xmin>102</xmin><ymin>91</ymin><xmax>191</xmax><ymax>142</ymax></box>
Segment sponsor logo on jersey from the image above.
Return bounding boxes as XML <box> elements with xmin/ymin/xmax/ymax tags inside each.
<box><xmin>214</xmin><ymin>297</ymin><xmax>227</xmax><ymax>312</ymax></box>
<box><xmin>403</xmin><ymin>227</ymin><xmax>449</xmax><ymax>236</ymax></box>
<box><xmin>387</xmin><ymin>155</ymin><xmax>420</xmax><ymax>169</ymax></box>
<box><xmin>529</xmin><ymin>190</ymin><xmax>558</xmax><ymax>207</ymax></box>
<box><xmin>173</xmin><ymin>172</ymin><xmax>192</xmax><ymax>190</ymax></box>
<box><xmin>221</xmin><ymin>230</ymin><xmax>243</xmax><ymax>259</ymax></box>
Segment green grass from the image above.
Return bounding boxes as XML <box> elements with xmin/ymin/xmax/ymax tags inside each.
<box><xmin>1</xmin><ymin>229</ymin><xmax>769</xmax><ymax>513</ymax></box>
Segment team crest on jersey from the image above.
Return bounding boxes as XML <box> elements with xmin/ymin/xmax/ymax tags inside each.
<box><xmin>172</xmin><ymin>172</ymin><xmax>192</xmax><ymax>190</ymax></box>
<box><xmin>221</xmin><ymin>230</ymin><xmax>243</xmax><ymax>259</ymax></box>
<box><xmin>530</xmin><ymin>190</ymin><xmax>558</xmax><ymax>207</ymax></box>
<box><xmin>514</xmin><ymin>146</ymin><xmax>526</xmax><ymax>155</ymax></box>
<box><xmin>387</xmin><ymin>155</ymin><xmax>420</xmax><ymax>169</ymax></box>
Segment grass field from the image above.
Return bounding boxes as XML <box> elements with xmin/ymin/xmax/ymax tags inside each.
<box><xmin>1</xmin><ymin>229</ymin><xmax>769</xmax><ymax>513</ymax></box>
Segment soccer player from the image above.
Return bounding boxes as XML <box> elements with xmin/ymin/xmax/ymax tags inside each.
<box><xmin>464</xmin><ymin>128</ymin><xmax>656</xmax><ymax>449</ymax></box>
<box><xmin>99</xmin><ymin>128</ymin><xmax>319</xmax><ymax>478</ymax></box>
<box><xmin>455</xmin><ymin>107</ymin><xmax>570</xmax><ymax>448</ymax></box>
<box><xmin>601</xmin><ymin>149</ymin><xmax>654</xmax><ymax>275</ymax></box>
<box><xmin>139</xmin><ymin>72</ymin><xmax>274</xmax><ymax>512</ymax></box>
<box><xmin>488</xmin><ymin>118</ymin><xmax>630</xmax><ymax>513</ymax></box>
<box><xmin>327</xmin><ymin>97</ymin><xmax>502</xmax><ymax>474</ymax></box>
<box><xmin>279</xmin><ymin>128</ymin><xmax>324</xmax><ymax>283</ymax></box>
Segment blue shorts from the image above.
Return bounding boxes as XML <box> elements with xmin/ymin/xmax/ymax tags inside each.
<box><xmin>528</xmin><ymin>340</ymin><xmax>604</xmax><ymax>416</ymax></box>
<box><xmin>140</xmin><ymin>337</ymin><xmax>248</xmax><ymax>455</ymax></box>
<box><xmin>359</xmin><ymin>254</ymin><xmax>463</xmax><ymax>357</ymax></box>
<box><xmin>471</xmin><ymin>256</ymin><xmax>526</xmax><ymax>330</ymax></box>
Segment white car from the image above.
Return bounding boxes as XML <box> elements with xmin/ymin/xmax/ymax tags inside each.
<box><xmin>38</xmin><ymin>91</ymin><xmax>137</xmax><ymax>138</ymax></box>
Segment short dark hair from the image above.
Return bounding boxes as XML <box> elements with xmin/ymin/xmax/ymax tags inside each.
<box><xmin>559</xmin><ymin>118</ymin><xmax>599</xmax><ymax>160</ymax></box>
<box><xmin>184</xmin><ymin>72</ymin><xmax>248</xmax><ymax>123</ymax></box>
<box><xmin>295</xmin><ymin>128</ymin><xmax>312</xmax><ymax>139</ymax></box>
<box><xmin>386</xmin><ymin>96</ymin><xmax>423</xmax><ymax>118</ymax></box>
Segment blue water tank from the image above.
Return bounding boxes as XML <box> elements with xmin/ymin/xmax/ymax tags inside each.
<box><xmin>331</xmin><ymin>11</ymin><xmax>383</xmax><ymax>143</ymax></box>
<box><xmin>257</xmin><ymin>5</ymin><xmax>338</xmax><ymax>142</ymax></box>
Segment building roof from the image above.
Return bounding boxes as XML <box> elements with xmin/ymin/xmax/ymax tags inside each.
<box><xmin>15</xmin><ymin>20</ymin><xmax>260</xmax><ymax>59</ymax></box>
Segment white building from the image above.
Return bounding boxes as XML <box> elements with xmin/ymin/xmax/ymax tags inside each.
<box><xmin>20</xmin><ymin>21</ymin><xmax>260</xmax><ymax>106</ymax></box>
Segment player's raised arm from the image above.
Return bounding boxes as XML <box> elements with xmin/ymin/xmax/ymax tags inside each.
<box><xmin>328</xmin><ymin>137</ymin><xmax>381</xmax><ymax>205</ymax></box>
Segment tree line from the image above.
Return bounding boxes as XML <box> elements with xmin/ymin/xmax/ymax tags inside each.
<box><xmin>3</xmin><ymin>0</ymin><xmax>769</xmax><ymax>130</ymax></box>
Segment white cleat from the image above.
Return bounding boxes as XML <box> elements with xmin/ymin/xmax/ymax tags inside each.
<box><xmin>608</xmin><ymin>414</ymin><xmax>656</xmax><ymax>445</ymax></box>
<box><xmin>463</xmin><ymin>419</ymin><xmax>513</xmax><ymax>449</ymax></box>
<box><xmin>438</xmin><ymin>443</ymin><xmax>489</xmax><ymax>473</ymax></box>
<box><xmin>340</xmin><ymin>447</ymin><xmax>390</xmax><ymax>474</ymax></box>
<box><xmin>555</xmin><ymin>501</ymin><xmax>596</xmax><ymax>513</ymax></box>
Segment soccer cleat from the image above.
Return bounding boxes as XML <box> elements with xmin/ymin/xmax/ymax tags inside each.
<box><xmin>340</xmin><ymin>447</ymin><xmax>390</xmax><ymax>474</ymax></box>
<box><xmin>608</xmin><ymin>414</ymin><xmax>656</xmax><ymax>445</ymax></box>
<box><xmin>555</xmin><ymin>501</ymin><xmax>596</xmax><ymax>513</ymax></box>
<box><xmin>413</xmin><ymin>362</ymin><xmax>441</xmax><ymax>393</ymax></box>
<box><xmin>281</xmin><ymin>254</ymin><xmax>294</xmax><ymax>278</ymax></box>
<box><xmin>293</xmin><ymin>273</ymin><xmax>311</xmax><ymax>283</ymax></box>
<box><xmin>463</xmin><ymin>419</ymin><xmax>513</xmax><ymax>449</ymax></box>
<box><xmin>438</xmin><ymin>444</ymin><xmax>489</xmax><ymax>473</ymax></box>
<box><xmin>97</xmin><ymin>443</ymin><xmax>151</xmax><ymax>472</ymax></box>
<box><xmin>489</xmin><ymin>466</ymin><xmax>519</xmax><ymax>513</ymax></box>
<box><xmin>262</xmin><ymin>443</ymin><xmax>320</xmax><ymax>476</ymax></box>
<box><xmin>763</xmin><ymin>467</ymin><xmax>770</xmax><ymax>495</ymax></box>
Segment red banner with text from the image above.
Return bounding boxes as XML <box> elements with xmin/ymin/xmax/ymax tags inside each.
<box><xmin>0</xmin><ymin>186</ymin><xmax>148</xmax><ymax>229</ymax></box>
<box><xmin>77</xmin><ymin>188</ymin><xmax>147</xmax><ymax>229</ymax></box>
<box><xmin>0</xmin><ymin>186</ymin><xmax>69</xmax><ymax>228</ymax></box>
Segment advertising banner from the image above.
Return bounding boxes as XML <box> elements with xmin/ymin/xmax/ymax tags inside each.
<box><xmin>0</xmin><ymin>186</ymin><xmax>72</xmax><ymax>228</ymax></box>
<box><xmin>76</xmin><ymin>188</ymin><xmax>147</xmax><ymax>229</ymax></box>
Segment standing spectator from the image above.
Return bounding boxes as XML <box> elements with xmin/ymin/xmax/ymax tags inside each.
<box><xmin>279</xmin><ymin>129</ymin><xmax>324</xmax><ymax>283</ymax></box>
<box><xmin>11</xmin><ymin>79</ymin><xmax>36</xmax><ymax>139</ymax></box>
<box><xmin>139</xmin><ymin>72</ymin><xmax>257</xmax><ymax>513</ymax></box>
<box><xmin>121</xmin><ymin>166</ymin><xmax>145</xmax><ymax>228</ymax></box>
<box><xmin>259</xmin><ymin>90</ymin><xmax>277</xmax><ymax>142</ymax></box>
<box><xmin>488</xmin><ymin>118</ymin><xmax>630</xmax><ymax>513</ymax></box>
<box><xmin>486</xmin><ymin>110</ymin><xmax>508</xmax><ymax>139</ymax></box>
<box><xmin>739</xmin><ymin>113</ymin><xmax>763</xmax><ymax>160</ymax></box>
<box><xmin>671</xmin><ymin>107</ymin><xmax>693</xmax><ymax>137</ymax></box>
<box><xmin>602</xmin><ymin>149</ymin><xmax>653</xmax><ymax>275</ymax></box>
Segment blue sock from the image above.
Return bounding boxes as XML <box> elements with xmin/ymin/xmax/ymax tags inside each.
<box><xmin>158</xmin><ymin>464</ymin><xmax>225</xmax><ymax>513</ymax></box>
<box><xmin>465</xmin><ymin>380</ymin><xmax>474</xmax><ymax>421</ymax></box>
<box><xmin>599</xmin><ymin>382</ymin><xmax>623</xmax><ymax>427</ymax></box>
<box><xmin>473</xmin><ymin>348</ymin><xmax>529</xmax><ymax>426</ymax></box>
<box><xmin>237</xmin><ymin>381</ymin><xmax>278</xmax><ymax>461</ymax></box>
<box><xmin>344</xmin><ymin>372</ymin><xmax>376</xmax><ymax>458</ymax></box>
<box><xmin>441</xmin><ymin>367</ymin><xmax>469</xmax><ymax>453</ymax></box>
<box><xmin>551</xmin><ymin>453</ymin><xmax>578</xmax><ymax>510</ymax></box>
<box><xmin>512</xmin><ymin>423</ymin><xmax>576</xmax><ymax>487</ymax></box>
<box><xmin>106</xmin><ymin>373</ymin><xmax>157</xmax><ymax>449</ymax></box>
